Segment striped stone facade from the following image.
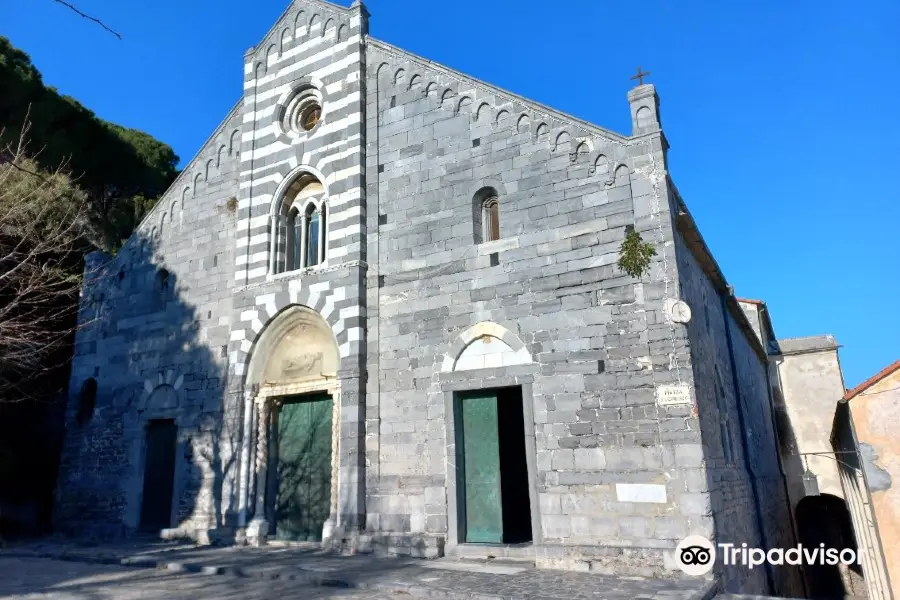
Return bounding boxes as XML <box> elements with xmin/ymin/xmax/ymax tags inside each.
<box><xmin>56</xmin><ymin>0</ymin><xmax>804</xmax><ymax>592</ymax></box>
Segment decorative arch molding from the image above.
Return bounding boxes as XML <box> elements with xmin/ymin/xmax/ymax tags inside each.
<box><xmin>375</xmin><ymin>61</ymin><xmax>390</xmax><ymax>80</ymax></box>
<box><xmin>267</xmin><ymin>163</ymin><xmax>330</xmax><ymax>218</ymax></box>
<box><xmin>441</xmin><ymin>321</ymin><xmax>532</xmax><ymax>372</ymax></box>
<box><xmin>233</xmin><ymin>288</ymin><xmax>360</xmax><ymax>378</ymax></box>
<box><xmin>466</xmin><ymin>178</ymin><xmax>507</xmax><ymax>200</ymax></box>
<box><xmin>137</xmin><ymin>370</ymin><xmax>186</xmax><ymax>410</ymax></box>
<box><xmin>516</xmin><ymin>114</ymin><xmax>531</xmax><ymax>133</ymax></box>
<box><xmin>243</xmin><ymin>304</ymin><xmax>340</xmax><ymax>393</ymax></box>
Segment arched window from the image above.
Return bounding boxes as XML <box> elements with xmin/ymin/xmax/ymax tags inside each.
<box><xmin>483</xmin><ymin>197</ymin><xmax>500</xmax><ymax>242</ymax></box>
<box><xmin>272</xmin><ymin>173</ymin><xmax>329</xmax><ymax>274</ymax></box>
<box><xmin>286</xmin><ymin>207</ymin><xmax>302</xmax><ymax>271</ymax></box>
<box><xmin>76</xmin><ymin>378</ymin><xmax>97</xmax><ymax>425</ymax></box>
<box><xmin>154</xmin><ymin>269</ymin><xmax>171</xmax><ymax>310</ymax></box>
<box><xmin>472</xmin><ymin>187</ymin><xmax>500</xmax><ymax>243</ymax></box>
<box><xmin>305</xmin><ymin>204</ymin><xmax>320</xmax><ymax>267</ymax></box>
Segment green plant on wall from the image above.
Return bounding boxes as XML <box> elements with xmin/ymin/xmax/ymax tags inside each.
<box><xmin>617</xmin><ymin>229</ymin><xmax>656</xmax><ymax>279</ymax></box>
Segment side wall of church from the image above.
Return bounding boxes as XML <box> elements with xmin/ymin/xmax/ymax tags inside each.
<box><xmin>55</xmin><ymin>109</ymin><xmax>244</xmax><ymax>538</ymax></box>
<box><xmin>673</xmin><ymin>225</ymin><xmax>802</xmax><ymax>596</ymax></box>
<box><xmin>363</xmin><ymin>42</ymin><xmax>714</xmax><ymax>574</ymax></box>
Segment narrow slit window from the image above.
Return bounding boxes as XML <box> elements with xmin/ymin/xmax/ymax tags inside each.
<box><xmin>484</xmin><ymin>197</ymin><xmax>500</xmax><ymax>242</ymax></box>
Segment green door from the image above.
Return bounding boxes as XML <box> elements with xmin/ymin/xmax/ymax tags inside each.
<box><xmin>274</xmin><ymin>394</ymin><xmax>333</xmax><ymax>541</ymax></box>
<box><xmin>457</xmin><ymin>391</ymin><xmax>503</xmax><ymax>543</ymax></box>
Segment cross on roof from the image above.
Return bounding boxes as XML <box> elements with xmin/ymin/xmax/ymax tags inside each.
<box><xmin>630</xmin><ymin>66</ymin><xmax>651</xmax><ymax>86</ymax></box>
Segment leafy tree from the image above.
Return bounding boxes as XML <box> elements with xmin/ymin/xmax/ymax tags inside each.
<box><xmin>0</xmin><ymin>36</ymin><xmax>179</xmax><ymax>250</ymax></box>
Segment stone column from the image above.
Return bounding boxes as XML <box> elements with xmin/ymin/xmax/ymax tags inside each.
<box><xmin>268</xmin><ymin>215</ymin><xmax>278</xmax><ymax>275</ymax></box>
<box><xmin>246</xmin><ymin>397</ymin><xmax>271</xmax><ymax>546</ymax></box>
<box><xmin>318</xmin><ymin>208</ymin><xmax>326</xmax><ymax>265</ymax></box>
<box><xmin>237</xmin><ymin>387</ymin><xmax>256</xmax><ymax>527</ymax></box>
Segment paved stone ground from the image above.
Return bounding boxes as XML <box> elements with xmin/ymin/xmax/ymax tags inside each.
<box><xmin>0</xmin><ymin>557</ymin><xmax>398</xmax><ymax>599</ymax></box>
<box><xmin>0</xmin><ymin>540</ymin><xmax>717</xmax><ymax>600</ymax></box>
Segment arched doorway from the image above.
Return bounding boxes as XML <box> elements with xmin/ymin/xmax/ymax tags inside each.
<box><xmin>243</xmin><ymin>305</ymin><xmax>340</xmax><ymax>544</ymax></box>
<box><xmin>796</xmin><ymin>494</ymin><xmax>865</xmax><ymax>599</ymax></box>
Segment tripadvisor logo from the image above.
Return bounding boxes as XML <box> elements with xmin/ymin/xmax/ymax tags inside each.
<box><xmin>675</xmin><ymin>535</ymin><xmax>716</xmax><ymax>576</ymax></box>
<box><xmin>674</xmin><ymin>535</ymin><xmax>863</xmax><ymax>576</ymax></box>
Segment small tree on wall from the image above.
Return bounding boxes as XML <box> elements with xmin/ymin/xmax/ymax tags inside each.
<box><xmin>617</xmin><ymin>229</ymin><xmax>656</xmax><ymax>279</ymax></box>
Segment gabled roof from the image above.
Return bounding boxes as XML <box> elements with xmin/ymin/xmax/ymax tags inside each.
<box><xmin>844</xmin><ymin>360</ymin><xmax>900</xmax><ymax>401</ymax></box>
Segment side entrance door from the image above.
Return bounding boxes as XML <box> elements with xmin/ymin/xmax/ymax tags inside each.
<box><xmin>273</xmin><ymin>393</ymin><xmax>333</xmax><ymax>541</ymax></box>
<box><xmin>139</xmin><ymin>419</ymin><xmax>177</xmax><ymax>530</ymax></box>
<box><xmin>455</xmin><ymin>391</ymin><xmax>503</xmax><ymax>543</ymax></box>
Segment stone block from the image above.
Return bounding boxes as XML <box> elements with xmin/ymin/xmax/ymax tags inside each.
<box><xmin>550</xmin><ymin>449</ymin><xmax>574</xmax><ymax>470</ymax></box>
<box><xmin>542</xmin><ymin>515</ymin><xmax>571</xmax><ymax>539</ymax></box>
<box><xmin>573</xmin><ymin>447</ymin><xmax>605</xmax><ymax>470</ymax></box>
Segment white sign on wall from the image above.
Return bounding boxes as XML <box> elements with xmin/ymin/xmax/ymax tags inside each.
<box><xmin>615</xmin><ymin>483</ymin><xmax>667</xmax><ymax>504</ymax></box>
<box><xmin>656</xmin><ymin>383</ymin><xmax>692</xmax><ymax>406</ymax></box>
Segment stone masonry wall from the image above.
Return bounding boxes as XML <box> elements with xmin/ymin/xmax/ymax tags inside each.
<box><xmin>363</xmin><ymin>40</ymin><xmax>712</xmax><ymax>574</ymax></box>
<box><xmin>726</xmin><ymin>305</ymin><xmax>803</xmax><ymax>597</ymax></box>
<box><xmin>673</xmin><ymin>224</ymin><xmax>801</xmax><ymax>596</ymax></box>
<box><xmin>56</xmin><ymin>106</ymin><xmax>244</xmax><ymax>538</ymax></box>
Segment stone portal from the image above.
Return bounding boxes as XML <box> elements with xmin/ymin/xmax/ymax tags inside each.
<box><xmin>454</xmin><ymin>387</ymin><xmax>532</xmax><ymax>545</ymax></box>
<box><xmin>242</xmin><ymin>305</ymin><xmax>340</xmax><ymax>547</ymax></box>
<box><xmin>139</xmin><ymin>419</ymin><xmax>177</xmax><ymax>531</ymax></box>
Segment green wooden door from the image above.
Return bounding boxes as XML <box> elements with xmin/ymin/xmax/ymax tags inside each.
<box><xmin>274</xmin><ymin>394</ymin><xmax>333</xmax><ymax>541</ymax></box>
<box><xmin>458</xmin><ymin>392</ymin><xmax>503</xmax><ymax>543</ymax></box>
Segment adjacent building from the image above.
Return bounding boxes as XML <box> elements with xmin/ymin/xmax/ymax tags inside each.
<box><xmin>834</xmin><ymin>361</ymin><xmax>900</xmax><ymax>600</ymax></box>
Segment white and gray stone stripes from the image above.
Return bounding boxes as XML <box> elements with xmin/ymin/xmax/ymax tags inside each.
<box><xmin>228</xmin><ymin>271</ymin><xmax>365</xmax><ymax>379</ymax></box>
<box><xmin>234</xmin><ymin>4</ymin><xmax>366</xmax><ymax>286</ymax></box>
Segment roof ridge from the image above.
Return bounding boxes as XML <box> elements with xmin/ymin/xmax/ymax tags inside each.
<box><xmin>844</xmin><ymin>359</ymin><xmax>900</xmax><ymax>401</ymax></box>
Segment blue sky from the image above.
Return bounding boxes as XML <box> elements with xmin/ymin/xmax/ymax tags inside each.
<box><xmin>6</xmin><ymin>0</ymin><xmax>899</xmax><ymax>387</ymax></box>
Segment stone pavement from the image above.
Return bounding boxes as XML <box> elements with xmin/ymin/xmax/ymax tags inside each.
<box><xmin>1</xmin><ymin>539</ymin><xmax>718</xmax><ymax>600</ymax></box>
<box><xmin>0</xmin><ymin>556</ymin><xmax>399</xmax><ymax>599</ymax></box>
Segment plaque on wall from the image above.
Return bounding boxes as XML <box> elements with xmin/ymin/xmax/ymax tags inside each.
<box><xmin>656</xmin><ymin>382</ymin><xmax>692</xmax><ymax>406</ymax></box>
<box><xmin>615</xmin><ymin>483</ymin><xmax>667</xmax><ymax>504</ymax></box>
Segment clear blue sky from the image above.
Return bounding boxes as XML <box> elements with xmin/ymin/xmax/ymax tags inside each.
<box><xmin>6</xmin><ymin>0</ymin><xmax>899</xmax><ymax>387</ymax></box>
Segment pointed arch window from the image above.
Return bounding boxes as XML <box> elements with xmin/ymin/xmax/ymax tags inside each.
<box><xmin>271</xmin><ymin>173</ymin><xmax>330</xmax><ymax>275</ymax></box>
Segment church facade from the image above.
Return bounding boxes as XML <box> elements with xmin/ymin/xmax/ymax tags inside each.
<box><xmin>55</xmin><ymin>0</ymin><xmax>803</xmax><ymax>595</ymax></box>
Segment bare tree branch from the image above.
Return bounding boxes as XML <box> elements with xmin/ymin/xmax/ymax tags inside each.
<box><xmin>51</xmin><ymin>0</ymin><xmax>122</xmax><ymax>40</ymax></box>
<box><xmin>0</xmin><ymin>118</ymin><xmax>103</xmax><ymax>402</ymax></box>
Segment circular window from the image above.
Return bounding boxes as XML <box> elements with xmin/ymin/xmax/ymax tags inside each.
<box><xmin>300</xmin><ymin>103</ymin><xmax>321</xmax><ymax>131</ymax></box>
<box><xmin>282</xmin><ymin>85</ymin><xmax>323</xmax><ymax>136</ymax></box>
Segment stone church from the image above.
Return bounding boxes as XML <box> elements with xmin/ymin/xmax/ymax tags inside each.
<box><xmin>55</xmin><ymin>0</ymin><xmax>807</xmax><ymax>595</ymax></box>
